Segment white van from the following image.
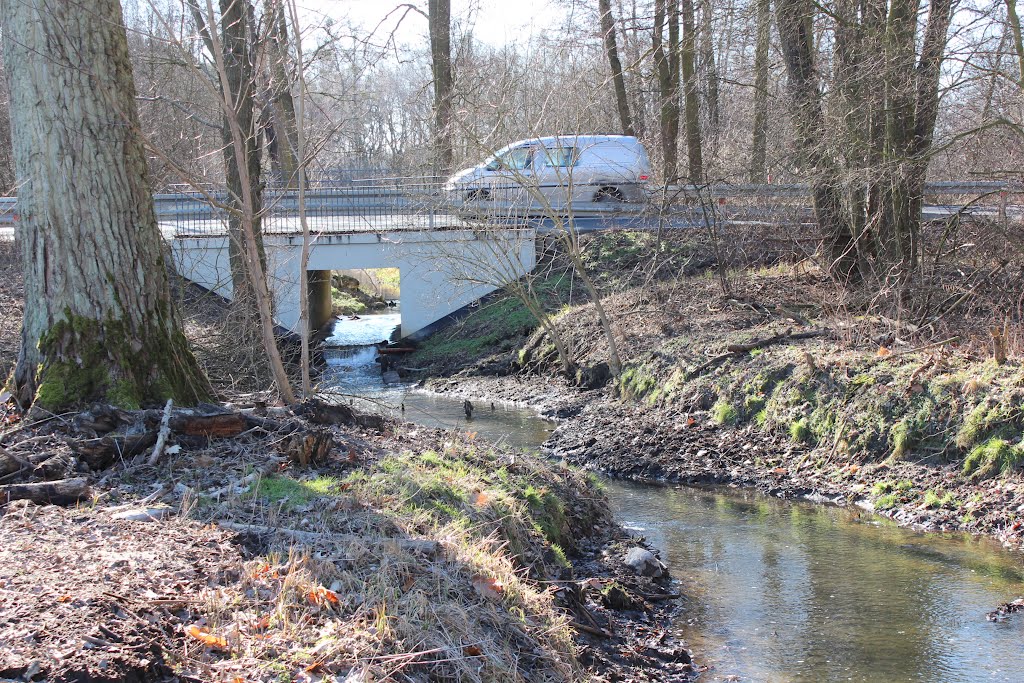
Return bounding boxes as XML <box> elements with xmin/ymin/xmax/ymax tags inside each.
<box><xmin>444</xmin><ymin>135</ymin><xmax>652</xmax><ymax>210</ymax></box>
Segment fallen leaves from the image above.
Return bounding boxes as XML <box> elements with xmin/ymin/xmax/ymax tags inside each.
<box><xmin>186</xmin><ymin>624</ymin><xmax>229</xmax><ymax>650</ymax></box>
<box><xmin>471</xmin><ymin>575</ymin><xmax>504</xmax><ymax>601</ymax></box>
<box><xmin>307</xmin><ymin>586</ymin><xmax>340</xmax><ymax>607</ymax></box>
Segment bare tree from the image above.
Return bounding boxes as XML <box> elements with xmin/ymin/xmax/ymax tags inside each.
<box><xmin>776</xmin><ymin>0</ymin><xmax>858</xmax><ymax>280</ymax></box>
<box><xmin>653</xmin><ymin>0</ymin><xmax>681</xmax><ymax>180</ymax></box>
<box><xmin>749</xmin><ymin>0</ymin><xmax>771</xmax><ymax>182</ymax></box>
<box><xmin>599</xmin><ymin>0</ymin><xmax>637</xmax><ymax>137</ymax></box>
<box><xmin>681</xmin><ymin>0</ymin><xmax>704</xmax><ymax>180</ymax></box>
<box><xmin>3</xmin><ymin>0</ymin><xmax>211</xmax><ymax>410</ymax></box>
<box><xmin>264</xmin><ymin>0</ymin><xmax>300</xmax><ymax>184</ymax></box>
<box><xmin>429</xmin><ymin>0</ymin><xmax>455</xmax><ymax>175</ymax></box>
<box><xmin>180</xmin><ymin>0</ymin><xmax>296</xmax><ymax>402</ymax></box>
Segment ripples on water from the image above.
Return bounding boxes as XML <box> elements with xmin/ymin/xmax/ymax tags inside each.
<box><xmin>605</xmin><ymin>480</ymin><xmax>1024</xmax><ymax>683</ymax></box>
<box><xmin>324</xmin><ymin>314</ymin><xmax>1024</xmax><ymax>683</ymax></box>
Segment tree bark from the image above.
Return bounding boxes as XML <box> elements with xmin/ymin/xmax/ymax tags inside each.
<box><xmin>749</xmin><ymin>0</ymin><xmax>771</xmax><ymax>182</ymax></box>
<box><xmin>776</xmin><ymin>0</ymin><xmax>858</xmax><ymax>281</ymax></box>
<box><xmin>264</xmin><ymin>0</ymin><xmax>299</xmax><ymax>186</ymax></box>
<box><xmin>428</xmin><ymin>0</ymin><xmax>455</xmax><ymax>176</ymax></box>
<box><xmin>681</xmin><ymin>0</ymin><xmax>704</xmax><ymax>180</ymax></box>
<box><xmin>599</xmin><ymin>0</ymin><xmax>636</xmax><ymax>137</ymax></box>
<box><xmin>653</xmin><ymin>0</ymin><xmax>681</xmax><ymax>181</ymax></box>
<box><xmin>218</xmin><ymin>0</ymin><xmax>266</xmax><ymax>318</ymax></box>
<box><xmin>699</xmin><ymin>0</ymin><xmax>721</xmax><ymax>140</ymax></box>
<box><xmin>2</xmin><ymin>0</ymin><xmax>212</xmax><ymax>411</ymax></box>
<box><xmin>1005</xmin><ymin>0</ymin><xmax>1024</xmax><ymax>88</ymax></box>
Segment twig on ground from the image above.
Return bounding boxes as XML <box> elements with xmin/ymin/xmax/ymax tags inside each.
<box><xmin>144</xmin><ymin>399</ymin><xmax>174</xmax><ymax>467</ymax></box>
<box><xmin>685</xmin><ymin>329</ymin><xmax>826</xmax><ymax>380</ymax></box>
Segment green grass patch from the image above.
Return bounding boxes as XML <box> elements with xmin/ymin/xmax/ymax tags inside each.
<box><xmin>331</xmin><ymin>289</ymin><xmax>367</xmax><ymax>315</ymax></box>
<box><xmin>875</xmin><ymin>493</ymin><xmax>900</xmax><ymax>510</ymax></box>
<box><xmin>251</xmin><ymin>475</ymin><xmax>341</xmax><ymax>507</ymax></box>
<box><xmin>619</xmin><ymin>364</ymin><xmax>660</xmax><ymax>401</ymax></box>
<box><xmin>712</xmin><ymin>399</ymin><xmax>739</xmax><ymax>425</ymax></box>
<box><xmin>789</xmin><ymin>417</ymin><xmax>810</xmax><ymax>443</ymax></box>
<box><xmin>963</xmin><ymin>437</ymin><xmax>1024</xmax><ymax>479</ymax></box>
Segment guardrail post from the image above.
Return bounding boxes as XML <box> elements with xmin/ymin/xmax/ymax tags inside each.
<box><xmin>999</xmin><ymin>190</ymin><xmax>1008</xmax><ymax>226</ymax></box>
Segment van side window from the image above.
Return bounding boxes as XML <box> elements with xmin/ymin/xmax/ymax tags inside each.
<box><xmin>543</xmin><ymin>147</ymin><xmax>578</xmax><ymax>168</ymax></box>
<box><xmin>498</xmin><ymin>147</ymin><xmax>532</xmax><ymax>170</ymax></box>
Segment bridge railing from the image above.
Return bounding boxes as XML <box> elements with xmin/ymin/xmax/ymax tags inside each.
<box><xmin>1</xmin><ymin>179</ymin><xmax>1019</xmax><ymax>231</ymax></box>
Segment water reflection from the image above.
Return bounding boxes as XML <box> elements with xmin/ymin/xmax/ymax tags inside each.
<box><xmin>322</xmin><ymin>314</ymin><xmax>554</xmax><ymax>452</ymax></box>
<box><xmin>322</xmin><ymin>314</ymin><xmax>1024</xmax><ymax>683</ymax></box>
<box><xmin>604</xmin><ymin>480</ymin><xmax>1024</xmax><ymax>682</ymax></box>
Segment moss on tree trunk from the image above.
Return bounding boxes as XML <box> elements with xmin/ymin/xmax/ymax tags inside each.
<box><xmin>30</xmin><ymin>313</ymin><xmax>209</xmax><ymax>411</ymax></box>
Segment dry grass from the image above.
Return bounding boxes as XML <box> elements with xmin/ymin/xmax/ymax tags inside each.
<box><xmin>147</xmin><ymin>426</ymin><xmax>604</xmax><ymax>682</ymax></box>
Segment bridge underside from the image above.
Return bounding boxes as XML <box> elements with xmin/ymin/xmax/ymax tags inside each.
<box><xmin>170</xmin><ymin>228</ymin><xmax>536</xmax><ymax>339</ymax></box>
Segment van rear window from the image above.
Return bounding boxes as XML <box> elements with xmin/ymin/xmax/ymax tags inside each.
<box><xmin>542</xmin><ymin>147</ymin><xmax>578</xmax><ymax>168</ymax></box>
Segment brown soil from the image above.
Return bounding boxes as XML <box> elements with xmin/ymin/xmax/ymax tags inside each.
<box><xmin>0</xmin><ymin>504</ymin><xmax>240</xmax><ymax>682</ymax></box>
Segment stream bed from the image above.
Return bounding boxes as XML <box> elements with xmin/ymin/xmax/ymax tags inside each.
<box><xmin>324</xmin><ymin>314</ymin><xmax>1024</xmax><ymax>682</ymax></box>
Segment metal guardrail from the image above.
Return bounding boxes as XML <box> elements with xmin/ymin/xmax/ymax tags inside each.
<box><xmin>661</xmin><ymin>180</ymin><xmax>1021</xmax><ymax>199</ymax></box>
<box><xmin>1</xmin><ymin>179</ymin><xmax>1018</xmax><ymax>230</ymax></box>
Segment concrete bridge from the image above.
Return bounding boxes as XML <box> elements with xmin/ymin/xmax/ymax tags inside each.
<box><xmin>170</xmin><ymin>224</ymin><xmax>536</xmax><ymax>339</ymax></box>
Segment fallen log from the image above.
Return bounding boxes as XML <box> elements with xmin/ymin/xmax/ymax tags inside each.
<box><xmin>168</xmin><ymin>412</ymin><xmax>248</xmax><ymax>438</ymax></box>
<box><xmin>0</xmin><ymin>446</ymin><xmax>30</xmax><ymax>477</ymax></box>
<box><xmin>69</xmin><ymin>431</ymin><xmax>157</xmax><ymax>469</ymax></box>
<box><xmin>216</xmin><ymin>521</ymin><xmax>440</xmax><ymax>556</ymax></box>
<box><xmin>293</xmin><ymin>399</ymin><xmax>386</xmax><ymax>430</ymax></box>
<box><xmin>0</xmin><ymin>477</ymin><xmax>90</xmax><ymax>505</ymax></box>
<box><xmin>725</xmin><ymin>329</ymin><xmax>824</xmax><ymax>354</ymax></box>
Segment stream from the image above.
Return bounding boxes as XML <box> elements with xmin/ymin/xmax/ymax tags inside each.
<box><xmin>324</xmin><ymin>313</ymin><xmax>1024</xmax><ymax>682</ymax></box>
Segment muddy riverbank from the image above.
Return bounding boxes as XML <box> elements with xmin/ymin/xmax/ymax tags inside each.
<box><xmin>422</xmin><ymin>368</ymin><xmax>1024</xmax><ymax>549</ymax></box>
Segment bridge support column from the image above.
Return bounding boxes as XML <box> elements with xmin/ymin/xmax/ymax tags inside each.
<box><xmin>307</xmin><ymin>269</ymin><xmax>333</xmax><ymax>332</ymax></box>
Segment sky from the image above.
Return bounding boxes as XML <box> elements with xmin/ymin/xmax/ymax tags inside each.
<box><xmin>298</xmin><ymin>0</ymin><xmax>570</xmax><ymax>48</ymax></box>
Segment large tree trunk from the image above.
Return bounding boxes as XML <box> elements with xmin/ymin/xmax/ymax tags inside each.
<box><xmin>428</xmin><ymin>0</ymin><xmax>455</xmax><ymax>176</ymax></box>
<box><xmin>2</xmin><ymin>0</ymin><xmax>211</xmax><ymax>411</ymax></box>
<box><xmin>264</xmin><ymin>0</ymin><xmax>299</xmax><ymax>186</ymax></box>
<box><xmin>749</xmin><ymin>0</ymin><xmax>771</xmax><ymax>183</ymax></box>
<box><xmin>599</xmin><ymin>0</ymin><xmax>636</xmax><ymax>137</ymax></box>
<box><xmin>776</xmin><ymin>0</ymin><xmax>858</xmax><ymax>281</ymax></box>
<box><xmin>869</xmin><ymin>0</ymin><xmax>952</xmax><ymax>282</ymax></box>
<box><xmin>653</xmin><ymin>0</ymin><xmax>681</xmax><ymax>181</ymax></box>
<box><xmin>681</xmin><ymin>0</ymin><xmax>704</xmax><ymax>181</ymax></box>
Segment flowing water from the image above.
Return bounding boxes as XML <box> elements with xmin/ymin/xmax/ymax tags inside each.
<box><xmin>324</xmin><ymin>314</ymin><xmax>1024</xmax><ymax>682</ymax></box>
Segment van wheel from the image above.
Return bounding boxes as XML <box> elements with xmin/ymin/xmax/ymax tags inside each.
<box><xmin>466</xmin><ymin>189</ymin><xmax>490</xmax><ymax>201</ymax></box>
<box><xmin>594</xmin><ymin>187</ymin><xmax>625</xmax><ymax>203</ymax></box>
